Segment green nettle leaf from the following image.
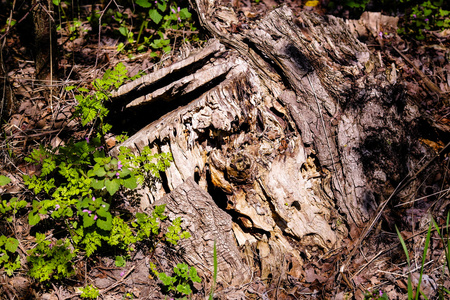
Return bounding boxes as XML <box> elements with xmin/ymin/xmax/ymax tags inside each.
<box><xmin>157</xmin><ymin>1</ymin><xmax>167</xmax><ymax>12</ymax></box>
<box><xmin>115</xmin><ymin>255</ymin><xmax>126</xmax><ymax>267</ymax></box>
<box><xmin>83</xmin><ymin>213</ymin><xmax>96</xmax><ymax>227</ymax></box>
<box><xmin>91</xmin><ymin>178</ymin><xmax>105</xmax><ymax>190</ymax></box>
<box><xmin>96</xmin><ymin>206</ymin><xmax>110</xmax><ymax>218</ymax></box>
<box><xmin>105</xmin><ymin>179</ymin><xmax>120</xmax><ymax>195</ymax></box>
<box><xmin>97</xmin><ymin>214</ymin><xmax>112</xmax><ymax>231</ymax></box>
<box><xmin>5</xmin><ymin>238</ymin><xmax>19</xmax><ymax>253</ymax></box>
<box><xmin>28</xmin><ymin>212</ymin><xmax>41</xmax><ymax>226</ymax></box>
<box><xmin>93</xmin><ymin>167</ymin><xmax>106</xmax><ymax>177</ymax></box>
<box><xmin>0</xmin><ymin>175</ymin><xmax>11</xmax><ymax>186</ymax></box>
<box><xmin>179</xmin><ymin>8</ymin><xmax>191</xmax><ymax>19</ymax></box>
<box><xmin>136</xmin><ymin>0</ymin><xmax>151</xmax><ymax>7</ymax></box>
<box><xmin>120</xmin><ymin>167</ymin><xmax>131</xmax><ymax>177</ymax></box>
<box><xmin>52</xmin><ymin>0</ymin><xmax>61</xmax><ymax>5</ymax></box>
<box><xmin>119</xmin><ymin>26</ymin><xmax>128</xmax><ymax>36</ymax></box>
<box><xmin>122</xmin><ymin>175</ymin><xmax>137</xmax><ymax>190</ymax></box>
<box><xmin>149</xmin><ymin>9</ymin><xmax>163</xmax><ymax>24</ymax></box>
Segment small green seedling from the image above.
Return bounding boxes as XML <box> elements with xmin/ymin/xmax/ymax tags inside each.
<box><xmin>80</xmin><ymin>285</ymin><xmax>100</xmax><ymax>299</ymax></box>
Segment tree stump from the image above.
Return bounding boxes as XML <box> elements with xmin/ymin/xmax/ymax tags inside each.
<box><xmin>110</xmin><ymin>3</ymin><xmax>430</xmax><ymax>298</ymax></box>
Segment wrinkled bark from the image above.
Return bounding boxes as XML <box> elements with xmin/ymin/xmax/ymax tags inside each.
<box><xmin>153</xmin><ymin>178</ymin><xmax>252</xmax><ymax>286</ymax></box>
<box><xmin>32</xmin><ymin>0</ymin><xmax>58</xmax><ymax>83</ymax></box>
<box><xmin>0</xmin><ymin>45</ymin><xmax>17</xmax><ymax>121</ymax></box>
<box><xmin>110</xmin><ymin>3</ymin><xmax>428</xmax><ymax>297</ymax></box>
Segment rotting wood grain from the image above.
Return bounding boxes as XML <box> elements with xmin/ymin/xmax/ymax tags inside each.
<box><xmin>110</xmin><ymin>4</ymin><xmax>430</xmax><ymax>295</ymax></box>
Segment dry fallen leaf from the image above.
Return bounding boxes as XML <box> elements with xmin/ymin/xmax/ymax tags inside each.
<box><xmin>419</xmin><ymin>138</ymin><xmax>445</xmax><ymax>153</ymax></box>
<box><xmin>304</xmin><ymin>1</ymin><xmax>319</xmax><ymax>7</ymax></box>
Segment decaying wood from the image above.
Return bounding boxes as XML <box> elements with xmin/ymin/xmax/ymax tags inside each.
<box><xmin>152</xmin><ymin>177</ymin><xmax>252</xmax><ymax>287</ymax></box>
<box><xmin>110</xmin><ymin>3</ymin><xmax>430</xmax><ymax>296</ymax></box>
<box><xmin>0</xmin><ymin>46</ymin><xmax>17</xmax><ymax>120</ymax></box>
<box><xmin>32</xmin><ymin>0</ymin><xmax>58</xmax><ymax>83</ymax></box>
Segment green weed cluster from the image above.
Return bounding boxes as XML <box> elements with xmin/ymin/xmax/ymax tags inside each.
<box><xmin>150</xmin><ymin>262</ymin><xmax>201</xmax><ymax>298</ymax></box>
<box><xmin>80</xmin><ymin>284</ymin><xmax>100</xmax><ymax>299</ymax></box>
<box><xmin>0</xmin><ymin>63</ymin><xmax>199</xmax><ymax>299</ymax></box>
<box><xmin>363</xmin><ymin>289</ymin><xmax>389</xmax><ymax>300</ymax></box>
<box><xmin>398</xmin><ymin>0</ymin><xmax>450</xmax><ymax>40</ymax></box>
<box><xmin>342</xmin><ymin>0</ymin><xmax>371</xmax><ymax>12</ymax></box>
<box><xmin>0</xmin><ymin>175</ymin><xmax>25</xmax><ymax>276</ymax></box>
<box><xmin>52</xmin><ymin>0</ymin><xmax>199</xmax><ymax>58</ymax></box>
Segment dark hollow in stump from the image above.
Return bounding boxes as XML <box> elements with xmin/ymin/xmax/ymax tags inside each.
<box><xmin>110</xmin><ymin>3</ymin><xmax>431</xmax><ymax>298</ymax></box>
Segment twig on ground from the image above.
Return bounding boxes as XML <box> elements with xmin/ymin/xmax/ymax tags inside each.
<box><xmin>52</xmin><ymin>283</ymin><xmax>64</xmax><ymax>300</ymax></box>
<box><xmin>100</xmin><ymin>265</ymin><xmax>135</xmax><ymax>295</ymax></box>
<box><xmin>392</xmin><ymin>45</ymin><xmax>446</xmax><ymax>99</ymax></box>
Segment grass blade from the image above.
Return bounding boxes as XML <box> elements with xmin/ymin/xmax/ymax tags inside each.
<box><xmin>446</xmin><ymin>212</ymin><xmax>450</xmax><ymax>274</ymax></box>
<box><xmin>415</xmin><ymin>221</ymin><xmax>433</xmax><ymax>300</ymax></box>
<box><xmin>396</xmin><ymin>225</ymin><xmax>413</xmax><ymax>299</ymax></box>
<box><xmin>209</xmin><ymin>240</ymin><xmax>217</xmax><ymax>300</ymax></box>
<box><xmin>396</xmin><ymin>225</ymin><xmax>411</xmax><ymax>265</ymax></box>
<box><xmin>433</xmin><ymin>213</ymin><xmax>450</xmax><ymax>275</ymax></box>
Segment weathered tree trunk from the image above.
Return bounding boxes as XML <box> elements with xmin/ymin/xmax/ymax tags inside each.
<box><xmin>0</xmin><ymin>44</ymin><xmax>17</xmax><ymax>122</ymax></box>
<box><xmin>32</xmin><ymin>0</ymin><xmax>58</xmax><ymax>84</ymax></box>
<box><xmin>109</xmin><ymin>3</ymin><xmax>429</xmax><ymax>298</ymax></box>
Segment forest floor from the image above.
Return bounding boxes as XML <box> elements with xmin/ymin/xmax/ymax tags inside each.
<box><xmin>1</xmin><ymin>0</ymin><xmax>450</xmax><ymax>299</ymax></box>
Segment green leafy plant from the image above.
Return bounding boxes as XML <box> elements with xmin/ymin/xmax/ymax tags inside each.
<box><xmin>21</xmin><ymin>63</ymin><xmax>190</xmax><ymax>284</ymax></box>
<box><xmin>165</xmin><ymin>217</ymin><xmax>191</xmax><ymax>245</ymax></box>
<box><xmin>0</xmin><ymin>235</ymin><xmax>20</xmax><ymax>276</ymax></box>
<box><xmin>151</xmin><ymin>262</ymin><xmax>202</xmax><ymax>297</ymax></box>
<box><xmin>398</xmin><ymin>0</ymin><xmax>450</xmax><ymax>40</ymax></box>
<box><xmin>327</xmin><ymin>0</ymin><xmax>370</xmax><ymax>16</ymax></box>
<box><xmin>0</xmin><ymin>17</ymin><xmax>16</xmax><ymax>33</ymax></box>
<box><xmin>123</xmin><ymin>292</ymin><xmax>135</xmax><ymax>299</ymax></box>
<box><xmin>0</xmin><ymin>175</ymin><xmax>24</xmax><ymax>276</ymax></box>
<box><xmin>52</xmin><ymin>0</ymin><xmax>89</xmax><ymax>41</ymax></box>
<box><xmin>364</xmin><ymin>289</ymin><xmax>389</xmax><ymax>300</ymax></box>
<box><xmin>343</xmin><ymin>0</ymin><xmax>371</xmax><ymax>11</ymax></box>
<box><xmin>27</xmin><ymin>233</ymin><xmax>77</xmax><ymax>281</ymax></box>
<box><xmin>80</xmin><ymin>284</ymin><xmax>100</xmax><ymax>299</ymax></box>
<box><xmin>115</xmin><ymin>255</ymin><xmax>127</xmax><ymax>267</ymax></box>
<box><xmin>67</xmin><ymin>62</ymin><xmax>138</xmax><ymax>135</ymax></box>
<box><xmin>49</xmin><ymin>0</ymin><xmax>202</xmax><ymax>59</ymax></box>
<box><xmin>0</xmin><ymin>175</ymin><xmax>27</xmax><ymax>222</ymax></box>
<box><xmin>98</xmin><ymin>0</ymin><xmax>198</xmax><ymax>57</ymax></box>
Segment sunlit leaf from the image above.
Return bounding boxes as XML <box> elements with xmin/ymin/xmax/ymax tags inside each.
<box><xmin>136</xmin><ymin>0</ymin><xmax>151</xmax><ymax>8</ymax></box>
<box><xmin>0</xmin><ymin>175</ymin><xmax>10</xmax><ymax>186</ymax></box>
<box><xmin>149</xmin><ymin>9</ymin><xmax>163</xmax><ymax>24</ymax></box>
